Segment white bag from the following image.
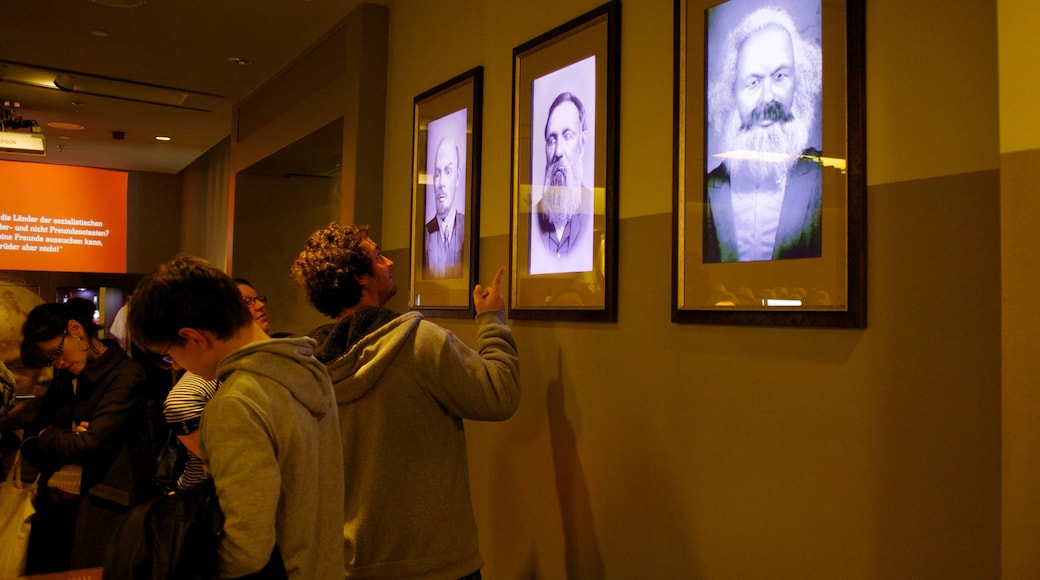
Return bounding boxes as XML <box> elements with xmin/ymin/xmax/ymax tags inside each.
<box><xmin>0</xmin><ymin>450</ymin><xmax>39</xmax><ymax>579</ymax></box>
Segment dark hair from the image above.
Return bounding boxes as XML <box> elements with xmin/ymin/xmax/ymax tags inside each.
<box><xmin>290</xmin><ymin>223</ymin><xmax>372</xmax><ymax>318</ymax></box>
<box><xmin>232</xmin><ymin>278</ymin><xmax>254</xmax><ymax>288</ymax></box>
<box><xmin>20</xmin><ymin>298</ymin><xmax>100</xmax><ymax>368</ymax></box>
<box><xmin>545</xmin><ymin>92</ymin><xmax>587</xmax><ymax>140</ymax></box>
<box><xmin>128</xmin><ymin>254</ymin><xmax>252</xmax><ymax>352</ymax></box>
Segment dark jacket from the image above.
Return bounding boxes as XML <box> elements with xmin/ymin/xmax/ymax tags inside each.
<box><xmin>704</xmin><ymin>150</ymin><xmax>824</xmax><ymax>263</ymax></box>
<box><xmin>23</xmin><ymin>340</ymin><xmax>159</xmax><ymax>567</ymax></box>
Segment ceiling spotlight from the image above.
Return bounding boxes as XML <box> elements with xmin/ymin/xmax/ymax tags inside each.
<box><xmin>91</xmin><ymin>0</ymin><xmax>147</xmax><ymax>8</ymax></box>
<box><xmin>228</xmin><ymin>57</ymin><xmax>253</xmax><ymax>66</ymax></box>
<box><xmin>48</xmin><ymin>122</ymin><xmax>86</xmax><ymax>131</ymax></box>
<box><xmin>155</xmin><ymin>136</ymin><xmax>171</xmax><ymax>141</ymax></box>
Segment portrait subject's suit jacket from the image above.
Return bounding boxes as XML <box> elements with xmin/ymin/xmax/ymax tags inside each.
<box><xmin>535</xmin><ymin>186</ymin><xmax>594</xmax><ymax>260</ymax></box>
<box><xmin>424</xmin><ymin>211</ymin><xmax>465</xmax><ymax>279</ymax></box>
<box><xmin>703</xmin><ymin>150</ymin><xmax>823</xmax><ymax>263</ymax></box>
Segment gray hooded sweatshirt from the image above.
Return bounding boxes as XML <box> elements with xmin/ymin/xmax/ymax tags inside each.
<box><xmin>200</xmin><ymin>337</ymin><xmax>344</xmax><ymax>579</ymax></box>
<box><xmin>313</xmin><ymin>308</ymin><xmax>519</xmax><ymax>579</ymax></box>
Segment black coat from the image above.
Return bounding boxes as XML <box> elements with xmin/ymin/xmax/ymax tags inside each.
<box><xmin>22</xmin><ymin>340</ymin><xmax>159</xmax><ymax>568</ymax></box>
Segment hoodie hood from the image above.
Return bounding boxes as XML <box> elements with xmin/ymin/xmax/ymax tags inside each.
<box><xmin>313</xmin><ymin>310</ymin><xmax>423</xmax><ymax>405</ymax></box>
<box><xmin>216</xmin><ymin>336</ymin><xmax>333</xmax><ymax>418</ymax></box>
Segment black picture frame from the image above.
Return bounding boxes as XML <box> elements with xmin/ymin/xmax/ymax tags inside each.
<box><xmin>409</xmin><ymin>66</ymin><xmax>484</xmax><ymax>318</ymax></box>
<box><xmin>672</xmin><ymin>0</ymin><xmax>866</xmax><ymax>327</ymax></box>
<box><xmin>509</xmin><ymin>0</ymin><xmax>620</xmax><ymax>322</ymax></box>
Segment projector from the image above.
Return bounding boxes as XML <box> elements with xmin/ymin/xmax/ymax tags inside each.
<box><xmin>0</xmin><ymin>131</ymin><xmax>46</xmax><ymax>155</ymax></box>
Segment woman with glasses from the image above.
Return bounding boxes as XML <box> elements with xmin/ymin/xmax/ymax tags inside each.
<box><xmin>17</xmin><ymin>297</ymin><xmax>158</xmax><ymax>574</ymax></box>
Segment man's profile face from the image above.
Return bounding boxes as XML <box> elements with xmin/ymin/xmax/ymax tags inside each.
<box><xmin>433</xmin><ymin>138</ymin><xmax>459</xmax><ymax>220</ymax></box>
<box><xmin>544</xmin><ymin>100</ymin><xmax>585</xmax><ymax>187</ymax></box>
<box><xmin>360</xmin><ymin>237</ymin><xmax>397</xmax><ymax>307</ymax></box>
<box><xmin>735</xmin><ymin>24</ymin><xmax>796</xmax><ymax>130</ymax></box>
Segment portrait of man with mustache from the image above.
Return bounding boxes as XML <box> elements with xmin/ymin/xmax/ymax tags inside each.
<box><xmin>704</xmin><ymin>2</ymin><xmax>823</xmax><ymax>263</ymax></box>
<box><xmin>425</xmin><ymin>134</ymin><xmax>465</xmax><ymax>279</ymax></box>
<box><xmin>532</xmin><ymin>90</ymin><xmax>595</xmax><ymax>275</ymax></box>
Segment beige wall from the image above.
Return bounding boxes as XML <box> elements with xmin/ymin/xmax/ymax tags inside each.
<box><xmin>217</xmin><ymin>0</ymin><xmax>1008</xmax><ymax>576</ymax></box>
<box><xmin>1000</xmin><ymin>1</ymin><xmax>1040</xmax><ymax>577</ymax></box>
<box><xmin>232</xmin><ymin>172</ymin><xmax>341</xmax><ymax>336</ymax></box>
<box><xmin>380</xmin><ymin>0</ymin><xmax>1002</xmax><ymax>577</ymax></box>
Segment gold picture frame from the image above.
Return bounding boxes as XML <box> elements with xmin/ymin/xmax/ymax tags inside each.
<box><xmin>673</xmin><ymin>0</ymin><xmax>866</xmax><ymax>327</ymax></box>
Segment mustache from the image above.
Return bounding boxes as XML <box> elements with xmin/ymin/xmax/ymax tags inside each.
<box><xmin>546</xmin><ymin>159</ymin><xmax>576</xmax><ymax>187</ymax></box>
<box><xmin>740</xmin><ymin>100</ymin><xmax>795</xmax><ymax>131</ymax></box>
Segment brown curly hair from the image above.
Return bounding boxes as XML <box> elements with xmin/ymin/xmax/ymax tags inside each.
<box><xmin>290</xmin><ymin>223</ymin><xmax>373</xmax><ymax>318</ymax></box>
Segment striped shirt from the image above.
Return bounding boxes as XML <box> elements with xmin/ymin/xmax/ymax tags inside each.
<box><xmin>163</xmin><ymin>371</ymin><xmax>219</xmax><ymax>489</ymax></box>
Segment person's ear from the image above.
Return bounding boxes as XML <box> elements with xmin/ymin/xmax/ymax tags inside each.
<box><xmin>177</xmin><ymin>328</ymin><xmax>210</xmax><ymax>348</ymax></box>
<box><xmin>67</xmin><ymin>319</ymin><xmax>85</xmax><ymax>339</ymax></box>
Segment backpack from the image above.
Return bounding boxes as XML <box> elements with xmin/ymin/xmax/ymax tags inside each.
<box><xmin>104</xmin><ymin>477</ymin><xmax>224</xmax><ymax>579</ymax></box>
<box><xmin>154</xmin><ymin>428</ymin><xmax>188</xmax><ymax>494</ymax></box>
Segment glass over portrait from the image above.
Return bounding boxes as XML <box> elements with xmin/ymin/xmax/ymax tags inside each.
<box><xmin>510</xmin><ymin>0</ymin><xmax>619</xmax><ymax>322</ymax></box>
<box><xmin>410</xmin><ymin>67</ymin><xmax>483</xmax><ymax>317</ymax></box>
<box><xmin>673</xmin><ymin>0</ymin><xmax>865</xmax><ymax>327</ymax></box>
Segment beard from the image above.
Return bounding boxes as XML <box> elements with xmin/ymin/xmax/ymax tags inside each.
<box><xmin>721</xmin><ymin>100</ymin><xmax>810</xmax><ymax>185</ymax></box>
<box><xmin>541</xmin><ymin>159</ymin><xmax>584</xmax><ymax>229</ymax></box>
<box><xmin>540</xmin><ymin>185</ymin><xmax>582</xmax><ymax>230</ymax></box>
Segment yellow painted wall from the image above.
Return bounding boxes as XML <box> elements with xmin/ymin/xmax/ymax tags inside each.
<box><xmin>998</xmin><ymin>0</ymin><xmax>1040</xmax><ymax>153</ymax></box>
<box><xmin>377</xmin><ymin>0</ymin><xmax>1003</xmax><ymax>577</ymax></box>
<box><xmin>999</xmin><ymin>1</ymin><xmax>1040</xmax><ymax>577</ymax></box>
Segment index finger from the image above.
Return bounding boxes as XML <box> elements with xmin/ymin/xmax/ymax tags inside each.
<box><xmin>489</xmin><ymin>265</ymin><xmax>505</xmax><ymax>291</ymax></box>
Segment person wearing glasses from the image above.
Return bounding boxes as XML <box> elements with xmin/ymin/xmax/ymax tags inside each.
<box><xmin>162</xmin><ymin>278</ymin><xmax>277</xmax><ymax>491</ymax></box>
<box><xmin>17</xmin><ymin>297</ymin><xmax>157</xmax><ymax>574</ymax></box>
<box><xmin>234</xmin><ymin>278</ymin><xmax>271</xmax><ymax>334</ymax></box>
<box><xmin>129</xmin><ymin>255</ymin><xmax>344</xmax><ymax>579</ymax></box>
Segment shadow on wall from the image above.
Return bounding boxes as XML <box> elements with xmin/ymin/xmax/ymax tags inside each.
<box><xmin>546</xmin><ymin>351</ymin><xmax>605</xmax><ymax>580</ymax></box>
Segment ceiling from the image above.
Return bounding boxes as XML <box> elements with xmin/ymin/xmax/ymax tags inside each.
<box><xmin>0</xmin><ymin>0</ymin><xmax>370</xmax><ymax>175</ymax></box>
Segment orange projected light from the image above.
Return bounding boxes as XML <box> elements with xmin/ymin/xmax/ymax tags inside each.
<box><xmin>0</xmin><ymin>160</ymin><xmax>128</xmax><ymax>273</ymax></box>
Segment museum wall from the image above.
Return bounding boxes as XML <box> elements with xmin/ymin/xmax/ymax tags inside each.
<box><xmin>998</xmin><ymin>0</ymin><xmax>1040</xmax><ymax>577</ymax></box>
<box><xmin>213</xmin><ymin>0</ymin><xmax>1005</xmax><ymax>577</ymax></box>
<box><xmin>381</xmin><ymin>0</ymin><xmax>1001</xmax><ymax>578</ymax></box>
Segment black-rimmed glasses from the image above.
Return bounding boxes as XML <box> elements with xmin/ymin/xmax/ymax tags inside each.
<box><xmin>157</xmin><ymin>343</ymin><xmax>175</xmax><ymax>370</ymax></box>
<box><xmin>45</xmin><ymin>329</ymin><xmax>68</xmax><ymax>366</ymax></box>
<box><xmin>243</xmin><ymin>295</ymin><xmax>267</xmax><ymax>308</ymax></box>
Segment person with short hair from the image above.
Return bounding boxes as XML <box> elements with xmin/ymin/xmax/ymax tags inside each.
<box><xmin>291</xmin><ymin>223</ymin><xmax>520</xmax><ymax>580</ymax></box>
<box><xmin>129</xmin><ymin>254</ymin><xmax>344</xmax><ymax>579</ymax></box>
<box><xmin>163</xmin><ymin>277</ymin><xmax>280</xmax><ymax>491</ymax></box>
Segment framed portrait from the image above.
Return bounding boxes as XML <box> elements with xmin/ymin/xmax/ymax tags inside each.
<box><xmin>409</xmin><ymin>66</ymin><xmax>484</xmax><ymax>317</ymax></box>
<box><xmin>673</xmin><ymin>0</ymin><xmax>866</xmax><ymax>327</ymax></box>
<box><xmin>509</xmin><ymin>0</ymin><xmax>620</xmax><ymax>322</ymax></box>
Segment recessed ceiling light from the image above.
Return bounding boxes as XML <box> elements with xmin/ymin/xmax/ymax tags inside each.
<box><xmin>90</xmin><ymin>30</ymin><xmax>110</xmax><ymax>38</ymax></box>
<box><xmin>228</xmin><ymin>57</ymin><xmax>253</xmax><ymax>66</ymax></box>
<box><xmin>91</xmin><ymin>0</ymin><xmax>147</xmax><ymax>7</ymax></box>
<box><xmin>48</xmin><ymin>122</ymin><xmax>86</xmax><ymax>130</ymax></box>
<box><xmin>155</xmin><ymin>136</ymin><xmax>171</xmax><ymax>141</ymax></box>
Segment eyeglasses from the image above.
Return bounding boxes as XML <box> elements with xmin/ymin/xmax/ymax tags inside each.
<box><xmin>45</xmin><ymin>329</ymin><xmax>68</xmax><ymax>367</ymax></box>
<box><xmin>243</xmin><ymin>295</ymin><xmax>267</xmax><ymax>308</ymax></box>
<box><xmin>157</xmin><ymin>343</ymin><xmax>175</xmax><ymax>370</ymax></box>
<box><xmin>159</xmin><ymin>354</ymin><xmax>175</xmax><ymax>369</ymax></box>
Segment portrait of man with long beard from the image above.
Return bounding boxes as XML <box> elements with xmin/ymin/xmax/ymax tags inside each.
<box><xmin>704</xmin><ymin>0</ymin><xmax>823</xmax><ymax>263</ymax></box>
<box><xmin>530</xmin><ymin>56</ymin><xmax>596</xmax><ymax>275</ymax></box>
